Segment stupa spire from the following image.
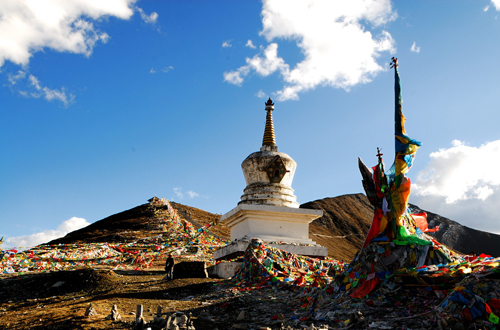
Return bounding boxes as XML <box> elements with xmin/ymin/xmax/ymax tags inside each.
<box><xmin>262</xmin><ymin>98</ymin><xmax>277</xmax><ymax>151</ymax></box>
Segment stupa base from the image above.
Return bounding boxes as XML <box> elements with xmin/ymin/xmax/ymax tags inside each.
<box><xmin>220</xmin><ymin>204</ymin><xmax>323</xmax><ymax>244</ymax></box>
<box><xmin>210</xmin><ymin>240</ymin><xmax>328</xmax><ymax>278</ymax></box>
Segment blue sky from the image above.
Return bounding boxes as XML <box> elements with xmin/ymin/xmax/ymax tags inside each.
<box><xmin>3</xmin><ymin>0</ymin><xmax>500</xmax><ymax>249</ymax></box>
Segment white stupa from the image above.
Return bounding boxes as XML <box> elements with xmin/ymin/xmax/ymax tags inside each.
<box><xmin>213</xmin><ymin>98</ymin><xmax>327</xmax><ymax>269</ymax></box>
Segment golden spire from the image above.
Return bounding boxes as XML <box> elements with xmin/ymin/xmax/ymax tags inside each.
<box><xmin>262</xmin><ymin>98</ymin><xmax>276</xmax><ymax>147</ymax></box>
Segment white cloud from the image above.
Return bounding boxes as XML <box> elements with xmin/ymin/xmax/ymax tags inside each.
<box><xmin>256</xmin><ymin>90</ymin><xmax>267</xmax><ymax>98</ymax></box>
<box><xmin>491</xmin><ymin>0</ymin><xmax>500</xmax><ymax>11</ymax></box>
<box><xmin>136</xmin><ymin>7</ymin><xmax>158</xmax><ymax>24</ymax></box>
<box><xmin>247</xmin><ymin>43</ymin><xmax>289</xmax><ymax>76</ymax></box>
<box><xmin>57</xmin><ymin>217</ymin><xmax>89</xmax><ymax>232</ymax></box>
<box><xmin>410</xmin><ymin>41</ymin><xmax>420</xmax><ymax>53</ymax></box>
<box><xmin>4</xmin><ymin>217</ymin><xmax>89</xmax><ymax>249</ymax></box>
<box><xmin>224</xmin><ymin>43</ymin><xmax>289</xmax><ymax>87</ymax></box>
<box><xmin>0</xmin><ymin>0</ymin><xmax>138</xmax><ymax>105</ymax></box>
<box><xmin>411</xmin><ymin>140</ymin><xmax>500</xmax><ymax>232</ymax></box>
<box><xmin>484</xmin><ymin>5</ymin><xmax>490</xmax><ymax>11</ymax></box>
<box><xmin>224</xmin><ymin>0</ymin><xmax>396</xmax><ymax>101</ymax></box>
<box><xmin>223</xmin><ymin>68</ymin><xmax>248</xmax><ymax>86</ymax></box>
<box><xmin>0</xmin><ymin>0</ymin><xmax>135</xmax><ymax>68</ymax></box>
<box><xmin>173</xmin><ymin>187</ymin><xmax>200</xmax><ymax>200</ymax></box>
<box><xmin>161</xmin><ymin>66</ymin><xmax>174</xmax><ymax>73</ymax></box>
<box><xmin>173</xmin><ymin>187</ymin><xmax>184</xmax><ymax>199</ymax></box>
<box><xmin>149</xmin><ymin>66</ymin><xmax>173</xmax><ymax>74</ymax></box>
<box><xmin>246</xmin><ymin>39</ymin><xmax>256</xmax><ymax>49</ymax></box>
<box><xmin>21</xmin><ymin>74</ymin><xmax>75</xmax><ymax>107</ymax></box>
<box><xmin>413</xmin><ymin>140</ymin><xmax>500</xmax><ymax>203</ymax></box>
<box><xmin>222</xmin><ymin>40</ymin><xmax>232</xmax><ymax>48</ymax></box>
<box><xmin>187</xmin><ymin>191</ymin><xmax>199</xmax><ymax>198</ymax></box>
<box><xmin>7</xmin><ymin>70</ymin><xmax>26</xmax><ymax>85</ymax></box>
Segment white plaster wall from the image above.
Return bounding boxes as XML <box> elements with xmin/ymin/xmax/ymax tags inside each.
<box><xmin>241</xmin><ymin>150</ymin><xmax>296</xmax><ymax>187</ymax></box>
<box><xmin>231</xmin><ymin>218</ymin><xmax>309</xmax><ymax>242</ymax></box>
<box><xmin>239</xmin><ymin>184</ymin><xmax>299</xmax><ymax>207</ymax></box>
<box><xmin>207</xmin><ymin>262</ymin><xmax>243</xmax><ymax>279</ymax></box>
<box><xmin>213</xmin><ymin>241</ymin><xmax>249</xmax><ymax>260</ymax></box>
<box><xmin>220</xmin><ymin>204</ymin><xmax>323</xmax><ymax>245</ymax></box>
<box><xmin>269</xmin><ymin>244</ymin><xmax>328</xmax><ymax>257</ymax></box>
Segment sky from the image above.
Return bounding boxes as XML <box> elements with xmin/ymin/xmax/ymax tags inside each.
<box><xmin>2</xmin><ymin>0</ymin><xmax>500</xmax><ymax>249</ymax></box>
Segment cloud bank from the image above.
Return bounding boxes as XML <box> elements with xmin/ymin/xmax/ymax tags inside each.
<box><xmin>492</xmin><ymin>0</ymin><xmax>500</xmax><ymax>11</ymax></box>
<box><xmin>0</xmin><ymin>0</ymin><xmax>146</xmax><ymax>105</ymax></box>
<box><xmin>0</xmin><ymin>0</ymin><xmax>136</xmax><ymax>68</ymax></box>
<box><xmin>224</xmin><ymin>0</ymin><xmax>397</xmax><ymax>101</ymax></box>
<box><xmin>4</xmin><ymin>217</ymin><xmax>90</xmax><ymax>249</ymax></box>
<box><xmin>412</xmin><ymin>140</ymin><xmax>500</xmax><ymax>233</ymax></box>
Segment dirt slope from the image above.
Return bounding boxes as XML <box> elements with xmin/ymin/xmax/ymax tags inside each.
<box><xmin>169</xmin><ymin>201</ymin><xmax>229</xmax><ymax>240</ymax></box>
<box><xmin>0</xmin><ymin>268</ymin><xmax>224</xmax><ymax>330</ymax></box>
<box><xmin>48</xmin><ymin>201</ymin><xmax>228</xmax><ymax>247</ymax></box>
<box><xmin>48</xmin><ymin>203</ymin><xmax>155</xmax><ymax>245</ymax></box>
<box><xmin>301</xmin><ymin>193</ymin><xmax>373</xmax><ymax>262</ymax></box>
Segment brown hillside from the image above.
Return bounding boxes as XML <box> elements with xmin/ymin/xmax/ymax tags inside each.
<box><xmin>169</xmin><ymin>201</ymin><xmax>229</xmax><ymax>240</ymax></box>
<box><xmin>301</xmin><ymin>193</ymin><xmax>373</xmax><ymax>262</ymax></box>
<box><xmin>48</xmin><ymin>200</ymin><xmax>229</xmax><ymax>246</ymax></box>
<box><xmin>49</xmin><ymin>203</ymin><xmax>154</xmax><ymax>245</ymax></box>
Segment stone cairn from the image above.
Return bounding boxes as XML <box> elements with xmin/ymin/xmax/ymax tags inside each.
<box><xmin>134</xmin><ymin>304</ymin><xmax>194</xmax><ymax>330</ymax></box>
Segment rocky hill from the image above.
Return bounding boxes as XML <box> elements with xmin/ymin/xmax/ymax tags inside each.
<box><xmin>410</xmin><ymin>204</ymin><xmax>500</xmax><ymax>257</ymax></box>
<box><xmin>48</xmin><ymin>200</ymin><xmax>228</xmax><ymax>246</ymax></box>
<box><xmin>301</xmin><ymin>194</ymin><xmax>373</xmax><ymax>261</ymax></box>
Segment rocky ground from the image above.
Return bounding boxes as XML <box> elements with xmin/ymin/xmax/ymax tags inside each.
<box><xmin>2</xmin><ymin>263</ymin><xmax>498</xmax><ymax>330</ymax></box>
<box><xmin>0</xmin><ymin>266</ymin><xmax>221</xmax><ymax>330</ymax></box>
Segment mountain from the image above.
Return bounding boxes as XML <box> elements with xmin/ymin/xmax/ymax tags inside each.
<box><xmin>300</xmin><ymin>194</ymin><xmax>373</xmax><ymax>261</ymax></box>
<box><xmin>48</xmin><ymin>200</ymin><xmax>227</xmax><ymax>246</ymax></box>
<box><xmin>49</xmin><ymin>194</ymin><xmax>500</xmax><ymax>261</ymax></box>
<box><xmin>410</xmin><ymin>204</ymin><xmax>500</xmax><ymax>257</ymax></box>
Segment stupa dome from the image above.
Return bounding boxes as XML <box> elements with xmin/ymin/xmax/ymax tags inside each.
<box><xmin>239</xmin><ymin>98</ymin><xmax>299</xmax><ymax>208</ymax></box>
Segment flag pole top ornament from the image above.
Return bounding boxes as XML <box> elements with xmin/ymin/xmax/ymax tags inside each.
<box><xmin>376</xmin><ymin>147</ymin><xmax>383</xmax><ymax>163</ymax></box>
<box><xmin>390</xmin><ymin>57</ymin><xmax>398</xmax><ymax>69</ymax></box>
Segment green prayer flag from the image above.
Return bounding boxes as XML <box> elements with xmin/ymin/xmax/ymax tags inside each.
<box><xmin>489</xmin><ymin>312</ymin><xmax>499</xmax><ymax>324</ymax></box>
